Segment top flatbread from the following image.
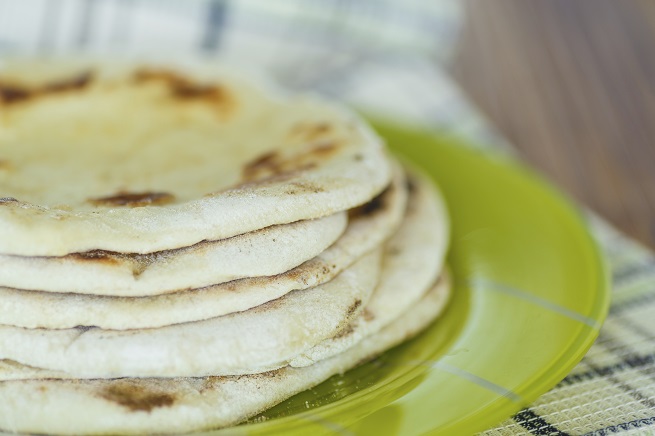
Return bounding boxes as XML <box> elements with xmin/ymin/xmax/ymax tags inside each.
<box><xmin>0</xmin><ymin>60</ymin><xmax>391</xmax><ymax>256</ymax></box>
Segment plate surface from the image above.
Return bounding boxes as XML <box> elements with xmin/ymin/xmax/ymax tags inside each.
<box><xmin>219</xmin><ymin>120</ymin><xmax>610</xmax><ymax>435</ymax></box>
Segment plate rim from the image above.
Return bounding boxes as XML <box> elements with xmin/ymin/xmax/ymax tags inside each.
<box><xmin>231</xmin><ymin>120</ymin><xmax>611</xmax><ymax>435</ymax></box>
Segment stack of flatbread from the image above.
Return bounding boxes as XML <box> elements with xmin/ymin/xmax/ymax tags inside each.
<box><xmin>0</xmin><ymin>62</ymin><xmax>451</xmax><ymax>435</ymax></box>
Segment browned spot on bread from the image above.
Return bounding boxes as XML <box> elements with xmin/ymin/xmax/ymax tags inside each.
<box><xmin>346</xmin><ymin>299</ymin><xmax>362</xmax><ymax>318</ymax></box>
<box><xmin>406</xmin><ymin>177</ymin><xmax>417</xmax><ymax>193</ymax></box>
<box><xmin>129</xmin><ymin>257</ymin><xmax>155</xmax><ymax>278</ymax></box>
<box><xmin>68</xmin><ymin>249</ymin><xmax>164</xmax><ymax>279</ymax></box>
<box><xmin>0</xmin><ymin>72</ymin><xmax>93</xmax><ymax>105</ymax></box>
<box><xmin>348</xmin><ymin>185</ymin><xmax>392</xmax><ymax>219</ymax></box>
<box><xmin>242</xmin><ymin>141</ymin><xmax>340</xmax><ymax>183</ymax></box>
<box><xmin>170</xmin><ymin>82</ymin><xmax>227</xmax><ymax>102</ymax></box>
<box><xmin>241</xmin><ymin>369</ymin><xmax>284</xmax><ymax>383</ymax></box>
<box><xmin>74</xmin><ymin>325</ymin><xmax>96</xmax><ymax>334</ymax></box>
<box><xmin>99</xmin><ymin>382</ymin><xmax>175</xmax><ymax>412</ymax></box>
<box><xmin>45</xmin><ymin>72</ymin><xmax>93</xmax><ymax>93</ymax></box>
<box><xmin>289</xmin><ymin>122</ymin><xmax>333</xmax><ymax>142</ymax></box>
<box><xmin>279</xmin><ymin>264</ymin><xmax>316</xmax><ymax>287</ymax></box>
<box><xmin>360</xmin><ymin>193</ymin><xmax>384</xmax><ymax>215</ymax></box>
<box><xmin>284</xmin><ymin>180</ymin><xmax>325</xmax><ymax>196</ymax></box>
<box><xmin>219</xmin><ymin>280</ymin><xmax>240</xmax><ymax>292</ymax></box>
<box><xmin>362</xmin><ymin>309</ymin><xmax>375</xmax><ymax>322</ymax></box>
<box><xmin>199</xmin><ymin>376</ymin><xmax>226</xmax><ymax>393</ymax></box>
<box><xmin>133</xmin><ymin>69</ymin><xmax>234</xmax><ymax>116</ymax></box>
<box><xmin>310</xmin><ymin>140</ymin><xmax>338</xmax><ymax>156</ymax></box>
<box><xmin>0</xmin><ymin>86</ymin><xmax>30</xmax><ymax>104</ymax></box>
<box><xmin>68</xmin><ymin>250</ymin><xmax>122</xmax><ymax>266</ymax></box>
<box><xmin>89</xmin><ymin>191</ymin><xmax>175</xmax><ymax>207</ymax></box>
<box><xmin>243</xmin><ymin>152</ymin><xmax>279</xmax><ymax>178</ymax></box>
<box><xmin>333</xmin><ymin>324</ymin><xmax>354</xmax><ymax>339</ymax></box>
<box><xmin>0</xmin><ymin>160</ymin><xmax>11</xmax><ymax>170</ymax></box>
<box><xmin>310</xmin><ymin>123</ymin><xmax>331</xmax><ymax>134</ymax></box>
<box><xmin>0</xmin><ymin>197</ymin><xmax>18</xmax><ymax>204</ymax></box>
<box><xmin>227</xmin><ymin>164</ymin><xmax>317</xmax><ymax>196</ymax></box>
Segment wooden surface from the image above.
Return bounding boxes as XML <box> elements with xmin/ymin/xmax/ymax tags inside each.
<box><xmin>452</xmin><ymin>0</ymin><xmax>655</xmax><ymax>248</ymax></box>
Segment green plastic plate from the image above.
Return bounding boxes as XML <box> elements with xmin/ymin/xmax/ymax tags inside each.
<box><xmin>216</xmin><ymin>120</ymin><xmax>610</xmax><ymax>435</ymax></box>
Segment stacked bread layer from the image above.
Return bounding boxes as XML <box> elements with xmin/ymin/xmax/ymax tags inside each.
<box><xmin>0</xmin><ymin>63</ymin><xmax>451</xmax><ymax>435</ymax></box>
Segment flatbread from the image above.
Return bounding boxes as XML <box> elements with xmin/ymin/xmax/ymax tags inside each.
<box><xmin>0</xmin><ymin>274</ymin><xmax>451</xmax><ymax>435</ymax></box>
<box><xmin>0</xmin><ymin>61</ymin><xmax>391</xmax><ymax>256</ymax></box>
<box><xmin>0</xmin><ymin>251</ymin><xmax>381</xmax><ymax>378</ymax></box>
<box><xmin>290</xmin><ymin>167</ymin><xmax>449</xmax><ymax>367</ymax></box>
<box><xmin>0</xmin><ymin>163</ymin><xmax>407</xmax><ymax>329</ymax></box>
<box><xmin>0</xmin><ymin>212</ymin><xmax>347</xmax><ymax>296</ymax></box>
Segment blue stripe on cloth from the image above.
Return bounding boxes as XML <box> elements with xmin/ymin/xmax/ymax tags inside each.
<box><xmin>201</xmin><ymin>0</ymin><xmax>228</xmax><ymax>52</ymax></box>
<box><xmin>582</xmin><ymin>416</ymin><xmax>655</xmax><ymax>436</ymax></box>
<box><xmin>559</xmin><ymin>352</ymin><xmax>655</xmax><ymax>386</ymax></box>
<box><xmin>514</xmin><ymin>409</ymin><xmax>570</xmax><ymax>436</ymax></box>
<box><xmin>76</xmin><ymin>0</ymin><xmax>98</xmax><ymax>48</ymax></box>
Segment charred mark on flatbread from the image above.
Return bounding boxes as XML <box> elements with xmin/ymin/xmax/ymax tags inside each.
<box><xmin>333</xmin><ymin>324</ymin><xmax>354</xmax><ymax>339</ymax></box>
<box><xmin>360</xmin><ymin>194</ymin><xmax>384</xmax><ymax>216</ymax></box>
<box><xmin>99</xmin><ymin>382</ymin><xmax>175</xmax><ymax>412</ymax></box>
<box><xmin>89</xmin><ymin>191</ymin><xmax>175</xmax><ymax>207</ymax></box>
<box><xmin>0</xmin><ymin>72</ymin><xmax>93</xmax><ymax>105</ymax></box>
<box><xmin>362</xmin><ymin>309</ymin><xmax>375</xmax><ymax>322</ymax></box>
<box><xmin>280</xmin><ymin>264</ymin><xmax>315</xmax><ymax>286</ymax></box>
<box><xmin>133</xmin><ymin>69</ymin><xmax>234</xmax><ymax>115</ymax></box>
<box><xmin>129</xmin><ymin>259</ymin><xmax>153</xmax><ymax>278</ymax></box>
<box><xmin>308</xmin><ymin>122</ymin><xmax>331</xmax><ymax>134</ymax></box>
<box><xmin>348</xmin><ymin>184</ymin><xmax>392</xmax><ymax>219</ymax></box>
<box><xmin>199</xmin><ymin>376</ymin><xmax>226</xmax><ymax>393</ymax></box>
<box><xmin>170</xmin><ymin>82</ymin><xmax>227</xmax><ymax>101</ymax></box>
<box><xmin>0</xmin><ymin>86</ymin><xmax>29</xmax><ymax>103</ymax></box>
<box><xmin>346</xmin><ymin>299</ymin><xmax>362</xmax><ymax>318</ymax></box>
<box><xmin>243</xmin><ymin>151</ymin><xmax>278</xmax><ymax>177</ymax></box>
<box><xmin>289</xmin><ymin>122</ymin><xmax>333</xmax><ymax>141</ymax></box>
<box><xmin>242</xmin><ymin>141</ymin><xmax>340</xmax><ymax>183</ymax></box>
<box><xmin>406</xmin><ymin>177</ymin><xmax>417</xmax><ymax>193</ymax></box>
<box><xmin>68</xmin><ymin>249</ymin><xmax>164</xmax><ymax>279</ymax></box>
<box><xmin>254</xmin><ymin>370</ymin><xmax>281</xmax><ymax>378</ymax></box>
<box><xmin>283</xmin><ymin>181</ymin><xmax>325</xmax><ymax>195</ymax></box>
<box><xmin>232</xmin><ymin>165</ymin><xmax>318</xmax><ymax>192</ymax></box>
<box><xmin>44</xmin><ymin>72</ymin><xmax>93</xmax><ymax>93</ymax></box>
<box><xmin>68</xmin><ymin>250</ymin><xmax>122</xmax><ymax>266</ymax></box>
<box><xmin>310</xmin><ymin>140</ymin><xmax>339</xmax><ymax>157</ymax></box>
<box><xmin>0</xmin><ymin>197</ymin><xmax>18</xmax><ymax>204</ymax></box>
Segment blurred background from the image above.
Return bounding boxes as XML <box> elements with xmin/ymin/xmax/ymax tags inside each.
<box><xmin>1</xmin><ymin>0</ymin><xmax>653</xmax><ymax>248</ymax></box>
<box><xmin>453</xmin><ymin>0</ymin><xmax>655</xmax><ymax>249</ymax></box>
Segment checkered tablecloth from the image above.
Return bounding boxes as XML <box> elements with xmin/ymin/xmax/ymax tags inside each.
<box><xmin>1</xmin><ymin>1</ymin><xmax>653</xmax><ymax>434</ymax></box>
